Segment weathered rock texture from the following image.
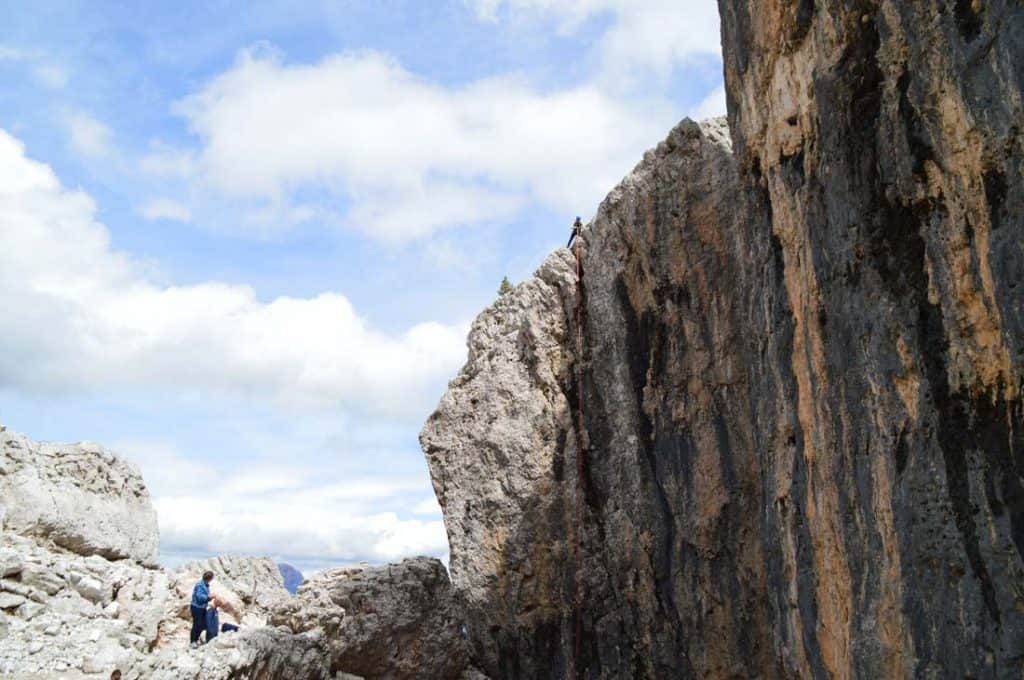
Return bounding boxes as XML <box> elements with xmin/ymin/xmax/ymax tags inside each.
<box><xmin>272</xmin><ymin>556</ymin><xmax>474</xmax><ymax>679</ymax></box>
<box><xmin>0</xmin><ymin>425</ymin><xmax>476</xmax><ymax>679</ymax></box>
<box><xmin>423</xmin><ymin>2</ymin><xmax>1024</xmax><ymax>677</ymax></box>
<box><xmin>0</xmin><ymin>428</ymin><xmax>159</xmax><ymax>565</ymax></box>
<box><xmin>177</xmin><ymin>555</ymin><xmax>289</xmax><ymax>621</ymax></box>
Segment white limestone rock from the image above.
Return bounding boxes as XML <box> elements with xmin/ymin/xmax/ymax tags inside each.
<box><xmin>0</xmin><ymin>428</ymin><xmax>159</xmax><ymax>565</ymax></box>
<box><xmin>271</xmin><ymin>556</ymin><xmax>473</xmax><ymax>679</ymax></box>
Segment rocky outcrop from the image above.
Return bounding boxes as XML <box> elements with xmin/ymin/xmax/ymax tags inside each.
<box><xmin>272</xmin><ymin>556</ymin><xmax>474</xmax><ymax>679</ymax></box>
<box><xmin>129</xmin><ymin>627</ymin><xmax>329</xmax><ymax>680</ymax></box>
<box><xmin>0</xmin><ymin>427</ymin><xmax>159</xmax><ymax>566</ymax></box>
<box><xmin>0</xmin><ymin>480</ymin><xmax>323</xmax><ymax>678</ymax></box>
<box><xmin>0</xmin><ymin>426</ymin><xmax>441</xmax><ymax>678</ymax></box>
<box><xmin>422</xmin><ymin>250</ymin><xmax>578</xmax><ymax>673</ymax></box>
<box><xmin>423</xmin><ymin>1</ymin><xmax>1024</xmax><ymax>678</ymax></box>
<box><xmin>0</xmin><ymin>425</ymin><xmax>477</xmax><ymax>678</ymax></box>
<box><xmin>176</xmin><ymin>555</ymin><xmax>289</xmax><ymax>621</ymax></box>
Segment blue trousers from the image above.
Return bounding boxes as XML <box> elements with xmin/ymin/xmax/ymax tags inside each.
<box><xmin>190</xmin><ymin>606</ymin><xmax>207</xmax><ymax>643</ymax></box>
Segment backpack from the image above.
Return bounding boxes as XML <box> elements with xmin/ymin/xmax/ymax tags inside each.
<box><xmin>205</xmin><ymin>607</ymin><xmax>220</xmax><ymax>641</ymax></box>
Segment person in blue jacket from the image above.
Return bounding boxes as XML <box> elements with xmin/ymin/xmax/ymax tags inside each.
<box><xmin>189</xmin><ymin>571</ymin><xmax>218</xmax><ymax>647</ymax></box>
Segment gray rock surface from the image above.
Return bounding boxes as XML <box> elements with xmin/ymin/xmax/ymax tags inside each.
<box><xmin>272</xmin><ymin>556</ymin><xmax>473</xmax><ymax>679</ymax></box>
<box><xmin>422</xmin><ymin>250</ymin><xmax>578</xmax><ymax>671</ymax></box>
<box><xmin>0</xmin><ymin>429</ymin><xmax>159</xmax><ymax>566</ymax></box>
<box><xmin>422</xmin><ymin>2</ymin><xmax>1024</xmax><ymax>677</ymax></box>
<box><xmin>0</xmin><ymin>529</ymin><xmax>357</xmax><ymax>678</ymax></box>
<box><xmin>173</xmin><ymin>554</ymin><xmax>289</xmax><ymax>624</ymax></box>
<box><xmin>0</xmin><ymin>424</ymin><xmax>475</xmax><ymax>679</ymax></box>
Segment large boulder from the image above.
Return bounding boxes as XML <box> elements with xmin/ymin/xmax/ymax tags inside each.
<box><xmin>272</xmin><ymin>557</ymin><xmax>472</xmax><ymax>679</ymax></box>
<box><xmin>127</xmin><ymin>627</ymin><xmax>330</xmax><ymax>680</ymax></box>
<box><xmin>0</xmin><ymin>427</ymin><xmax>159</xmax><ymax>566</ymax></box>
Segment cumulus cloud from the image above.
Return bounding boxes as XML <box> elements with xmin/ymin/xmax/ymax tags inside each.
<box><xmin>171</xmin><ymin>48</ymin><xmax>674</xmax><ymax>242</ymax></box>
<box><xmin>115</xmin><ymin>437</ymin><xmax>447</xmax><ymax>565</ymax></box>
<box><xmin>153</xmin><ymin>471</ymin><xmax>447</xmax><ymax>564</ymax></box>
<box><xmin>465</xmin><ymin>0</ymin><xmax>721</xmax><ymax>78</ymax></box>
<box><xmin>138</xmin><ymin>197</ymin><xmax>192</xmax><ymax>222</ymax></box>
<box><xmin>0</xmin><ymin>128</ymin><xmax>467</xmax><ymax>421</ymax></box>
<box><xmin>66</xmin><ymin>112</ymin><xmax>113</xmax><ymax>158</ymax></box>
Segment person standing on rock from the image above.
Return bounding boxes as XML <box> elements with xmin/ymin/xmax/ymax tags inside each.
<box><xmin>567</xmin><ymin>216</ymin><xmax>583</xmax><ymax>248</ymax></box>
<box><xmin>189</xmin><ymin>570</ymin><xmax>217</xmax><ymax>647</ymax></box>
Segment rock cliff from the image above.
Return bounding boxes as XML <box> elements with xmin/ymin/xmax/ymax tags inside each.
<box><xmin>423</xmin><ymin>1</ymin><xmax>1024</xmax><ymax>678</ymax></box>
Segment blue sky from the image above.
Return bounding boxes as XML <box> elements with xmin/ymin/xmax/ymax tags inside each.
<box><xmin>0</xmin><ymin>0</ymin><xmax>723</xmax><ymax>574</ymax></box>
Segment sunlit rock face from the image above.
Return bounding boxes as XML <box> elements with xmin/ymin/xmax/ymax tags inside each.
<box><xmin>0</xmin><ymin>428</ymin><xmax>159</xmax><ymax>566</ymax></box>
<box><xmin>0</xmin><ymin>425</ymin><xmax>473</xmax><ymax>679</ymax></box>
<box><xmin>423</xmin><ymin>1</ymin><xmax>1024</xmax><ymax>677</ymax></box>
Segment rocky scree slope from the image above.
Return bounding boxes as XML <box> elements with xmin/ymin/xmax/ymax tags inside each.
<box><xmin>0</xmin><ymin>426</ymin><xmax>476</xmax><ymax>679</ymax></box>
<box><xmin>422</xmin><ymin>1</ymin><xmax>1024</xmax><ymax>678</ymax></box>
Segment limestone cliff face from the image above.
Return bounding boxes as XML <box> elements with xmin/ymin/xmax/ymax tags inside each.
<box><xmin>423</xmin><ymin>2</ymin><xmax>1024</xmax><ymax>678</ymax></box>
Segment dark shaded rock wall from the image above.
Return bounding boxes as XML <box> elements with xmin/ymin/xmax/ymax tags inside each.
<box><xmin>423</xmin><ymin>2</ymin><xmax>1023</xmax><ymax>678</ymax></box>
<box><xmin>719</xmin><ymin>1</ymin><xmax>1024</xmax><ymax>676</ymax></box>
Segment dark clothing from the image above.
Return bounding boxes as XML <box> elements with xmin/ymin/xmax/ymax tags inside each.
<box><xmin>206</xmin><ymin>607</ymin><xmax>220</xmax><ymax>642</ymax></box>
<box><xmin>190</xmin><ymin>605</ymin><xmax>207</xmax><ymax>644</ymax></box>
<box><xmin>567</xmin><ymin>218</ymin><xmax>583</xmax><ymax>248</ymax></box>
<box><xmin>221</xmin><ymin>623</ymin><xmax>239</xmax><ymax>633</ymax></box>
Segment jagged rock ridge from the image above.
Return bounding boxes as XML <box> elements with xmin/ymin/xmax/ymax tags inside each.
<box><xmin>423</xmin><ymin>1</ymin><xmax>1023</xmax><ymax>678</ymax></box>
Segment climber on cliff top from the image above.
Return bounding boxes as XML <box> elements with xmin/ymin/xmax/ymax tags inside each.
<box><xmin>567</xmin><ymin>216</ymin><xmax>583</xmax><ymax>248</ymax></box>
<box><xmin>189</xmin><ymin>570</ymin><xmax>218</xmax><ymax>647</ymax></box>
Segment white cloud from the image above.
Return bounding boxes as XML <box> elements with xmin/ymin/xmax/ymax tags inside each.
<box><xmin>114</xmin><ymin>439</ymin><xmax>216</xmax><ymax>497</ymax></box>
<box><xmin>66</xmin><ymin>112</ymin><xmax>113</xmax><ymax>158</ymax></box>
<box><xmin>0</xmin><ymin>128</ymin><xmax>467</xmax><ymax>421</ymax></box>
<box><xmin>173</xmin><ymin>48</ymin><xmax>674</xmax><ymax>242</ymax></box>
<box><xmin>412</xmin><ymin>495</ymin><xmax>442</xmax><ymax>516</ymax></box>
<box><xmin>152</xmin><ymin>470</ymin><xmax>448</xmax><ymax>564</ymax></box>
<box><xmin>466</xmin><ymin>0</ymin><xmax>721</xmax><ymax>78</ymax></box>
<box><xmin>138</xmin><ymin>198</ymin><xmax>192</xmax><ymax>222</ymax></box>
<box><xmin>691</xmin><ymin>84</ymin><xmax>726</xmax><ymax>120</ymax></box>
